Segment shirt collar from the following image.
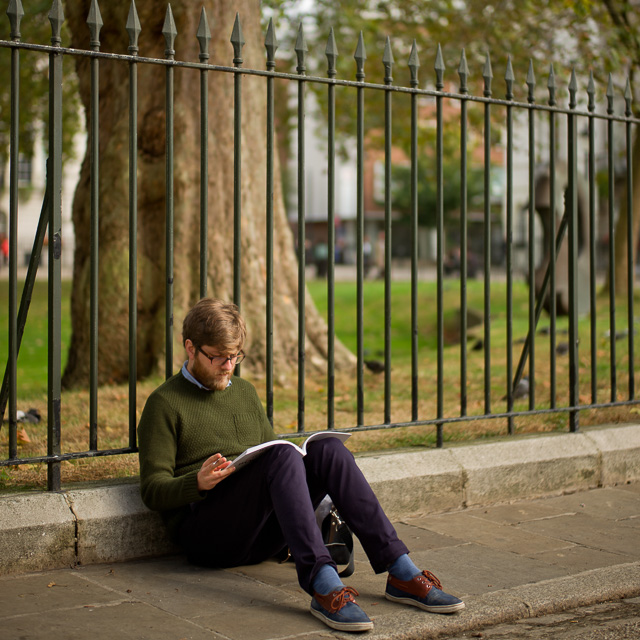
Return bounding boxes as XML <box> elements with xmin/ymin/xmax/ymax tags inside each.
<box><xmin>181</xmin><ymin>361</ymin><xmax>232</xmax><ymax>390</ymax></box>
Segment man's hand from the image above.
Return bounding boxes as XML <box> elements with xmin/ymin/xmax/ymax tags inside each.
<box><xmin>197</xmin><ymin>453</ymin><xmax>234</xmax><ymax>491</ymax></box>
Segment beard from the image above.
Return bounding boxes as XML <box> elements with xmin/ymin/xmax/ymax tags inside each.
<box><xmin>189</xmin><ymin>358</ymin><xmax>231</xmax><ymax>391</ymax></box>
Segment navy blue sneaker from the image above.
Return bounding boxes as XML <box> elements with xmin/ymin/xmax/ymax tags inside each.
<box><xmin>385</xmin><ymin>570</ymin><xmax>465</xmax><ymax>614</ymax></box>
<box><xmin>311</xmin><ymin>586</ymin><xmax>374</xmax><ymax>632</ymax></box>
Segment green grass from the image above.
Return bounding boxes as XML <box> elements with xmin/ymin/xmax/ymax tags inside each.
<box><xmin>0</xmin><ymin>280</ymin><xmax>72</xmax><ymax>397</ymax></box>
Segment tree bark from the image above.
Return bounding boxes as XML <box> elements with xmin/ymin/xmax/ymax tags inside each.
<box><xmin>62</xmin><ymin>0</ymin><xmax>354</xmax><ymax>388</ymax></box>
<box><xmin>609</xmin><ymin>129</ymin><xmax>640</xmax><ymax>296</ymax></box>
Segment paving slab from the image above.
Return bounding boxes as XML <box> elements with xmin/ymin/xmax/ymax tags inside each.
<box><xmin>525</xmin><ymin>543</ymin><xmax>635</xmax><ymax>572</ymax></box>
<box><xmin>406</xmin><ymin>512</ymin><xmax>574</xmax><ymax>555</ymax></box>
<box><xmin>5</xmin><ymin>600</ymin><xmax>224</xmax><ymax>640</ymax></box>
<box><xmin>518</xmin><ymin>512</ymin><xmax>640</xmax><ymax>558</ymax></box>
<box><xmin>537</xmin><ymin>485</ymin><xmax>640</xmax><ymax>520</ymax></box>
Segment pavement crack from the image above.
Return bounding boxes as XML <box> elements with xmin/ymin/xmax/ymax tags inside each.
<box><xmin>62</xmin><ymin>492</ymin><xmax>80</xmax><ymax>564</ymax></box>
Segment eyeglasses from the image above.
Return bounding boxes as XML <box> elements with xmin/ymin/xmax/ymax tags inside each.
<box><xmin>196</xmin><ymin>346</ymin><xmax>245</xmax><ymax>367</ymax></box>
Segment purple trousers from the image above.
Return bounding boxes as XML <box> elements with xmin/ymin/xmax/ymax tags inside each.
<box><xmin>178</xmin><ymin>438</ymin><xmax>408</xmax><ymax>594</ymax></box>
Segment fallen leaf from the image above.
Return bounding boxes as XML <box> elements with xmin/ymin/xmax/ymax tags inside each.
<box><xmin>17</xmin><ymin>428</ymin><xmax>31</xmax><ymax>444</ymax></box>
<box><xmin>47</xmin><ymin>582</ymin><xmax>56</xmax><ymax>588</ymax></box>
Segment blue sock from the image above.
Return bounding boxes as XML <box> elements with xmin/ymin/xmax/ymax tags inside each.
<box><xmin>388</xmin><ymin>554</ymin><xmax>421</xmax><ymax>581</ymax></box>
<box><xmin>312</xmin><ymin>564</ymin><xmax>345</xmax><ymax>595</ymax></box>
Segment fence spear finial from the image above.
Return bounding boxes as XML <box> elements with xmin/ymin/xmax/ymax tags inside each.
<box><xmin>126</xmin><ymin>0</ymin><xmax>141</xmax><ymax>54</ymax></box>
<box><xmin>197</xmin><ymin>8</ymin><xmax>211</xmax><ymax>62</ymax></box>
<box><xmin>295</xmin><ymin>23</ymin><xmax>307</xmax><ymax>75</ymax></box>
<box><xmin>326</xmin><ymin>27</ymin><xmax>338</xmax><ymax>78</ymax></box>
<box><xmin>434</xmin><ymin>43</ymin><xmax>444</xmax><ymax>90</ymax></box>
<box><xmin>231</xmin><ymin>13</ymin><xmax>245</xmax><ymax>66</ymax></box>
<box><xmin>354</xmin><ymin>31</ymin><xmax>366</xmax><ymax>82</ymax></box>
<box><xmin>458</xmin><ymin>48</ymin><xmax>469</xmax><ymax>94</ymax></box>
<box><xmin>569</xmin><ymin>68</ymin><xmax>578</xmax><ymax>109</ymax></box>
<box><xmin>48</xmin><ymin>0</ymin><xmax>64</xmax><ymax>46</ymax></box>
<box><xmin>383</xmin><ymin>36</ymin><xmax>394</xmax><ymax>85</ymax></box>
<box><xmin>265</xmin><ymin>18</ymin><xmax>278</xmax><ymax>70</ymax></box>
<box><xmin>87</xmin><ymin>0</ymin><xmax>103</xmax><ymax>51</ymax></box>
<box><xmin>606</xmin><ymin>73</ymin><xmax>614</xmax><ymax>115</ymax></box>
<box><xmin>625</xmin><ymin>77</ymin><xmax>633</xmax><ymax>117</ymax></box>
<box><xmin>526</xmin><ymin>60</ymin><xmax>535</xmax><ymax>103</ymax></box>
<box><xmin>505</xmin><ymin>55</ymin><xmax>514</xmax><ymax>101</ymax></box>
<box><xmin>7</xmin><ymin>0</ymin><xmax>25</xmax><ymax>41</ymax></box>
<box><xmin>162</xmin><ymin>4</ymin><xmax>177</xmax><ymax>60</ymax></box>
<box><xmin>408</xmin><ymin>39</ymin><xmax>419</xmax><ymax>88</ymax></box>
<box><xmin>482</xmin><ymin>52</ymin><xmax>492</xmax><ymax>97</ymax></box>
<box><xmin>587</xmin><ymin>71</ymin><xmax>595</xmax><ymax>113</ymax></box>
<box><xmin>547</xmin><ymin>64</ymin><xmax>556</xmax><ymax>107</ymax></box>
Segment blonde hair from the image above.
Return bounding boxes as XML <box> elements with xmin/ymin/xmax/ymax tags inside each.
<box><xmin>182</xmin><ymin>298</ymin><xmax>246</xmax><ymax>352</ymax></box>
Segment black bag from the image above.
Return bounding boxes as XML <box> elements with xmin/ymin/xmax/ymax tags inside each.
<box><xmin>278</xmin><ymin>496</ymin><xmax>355</xmax><ymax>578</ymax></box>
<box><xmin>316</xmin><ymin>496</ymin><xmax>355</xmax><ymax>577</ymax></box>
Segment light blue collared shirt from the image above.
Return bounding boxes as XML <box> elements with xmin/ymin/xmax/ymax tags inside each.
<box><xmin>181</xmin><ymin>361</ymin><xmax>232</xmax><ymax>391</ymax></box>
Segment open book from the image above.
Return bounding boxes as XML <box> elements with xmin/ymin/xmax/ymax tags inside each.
<box><xmin>230</xmin><ymin>431</ymin><xmax>351</xmax><ymax>472</ymax></box>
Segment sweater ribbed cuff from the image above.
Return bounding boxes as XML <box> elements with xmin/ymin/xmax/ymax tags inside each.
<box><xmin>182</xmin><ymin>470</ymin><xmax>206</xmax><ymax>503</ymax></box>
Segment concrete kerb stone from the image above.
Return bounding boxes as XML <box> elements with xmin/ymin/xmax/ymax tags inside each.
<box><xmin>0</xmin><ymin>491</ymin><xmax>76</xmax><ymax>574</ymax></box>
<box><xmin>583</xmin><ymin>423</ymin><xmax>640</xmax><ymax>485</ymax></box>
<box><xmin>449</xmin><ymin>432</ymin><xmax>602</xmax><ymax>507</ymax></box>
<box><xmin>1</xmin><ymin>424</ymin><xmax>640</xmax><ymax>576</ymax></box>
<box><xmin>358</xmin><ymin>448</ymin><xmax>464</xmax><ymax>520</ymax></box>
<box><xmin>66</xmin><ymin>483</ymin><xmax>176</xmax><ymax>566</ymax></box>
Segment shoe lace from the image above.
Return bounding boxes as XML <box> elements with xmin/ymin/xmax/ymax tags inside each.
<box><xmin>418</xmin><ymin>570</ymin><xmax>443</xmax><ymax>591</ymax></box>
<box><xmin>326</xmin><ymin>586</ymin><xmax>359</xmax><ymax>612</ymax></box>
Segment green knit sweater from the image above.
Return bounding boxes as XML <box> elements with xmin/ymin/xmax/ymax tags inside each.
<box><xmin>137</xmin><ymin>373</ymin><xmax>275</xmax><ymax>539</ymax></box>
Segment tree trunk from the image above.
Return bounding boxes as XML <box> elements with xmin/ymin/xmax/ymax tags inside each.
<box><xmin>62</xmin><ymin>0</ymin><xmax>354</xmax><ymax>388</ymax></box>
<box><xmin>609</xmin><ymin>129</ymin><xmax>640</xmax><ymax>296</ymax></box>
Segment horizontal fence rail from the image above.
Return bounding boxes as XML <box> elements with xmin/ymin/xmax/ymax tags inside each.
<box><xmin>1</xmin><ymin>0</ymin><xmax>639</xmax><ymax>490</ymax></box>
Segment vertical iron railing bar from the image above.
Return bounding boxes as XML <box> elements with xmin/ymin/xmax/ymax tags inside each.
<box><xmin>163</xmin><ymin>6</ymin><xmax>176</xmax><ymax>379</ymax></box>
<box><xmin>505</xmin><ymin>56</ymin><xmax>515</xmax><ymax>434</ymax></box>
<box><xmin>265</xmin><ymin>18</ymin><xmax>277</xmax><ymax>426</ymax></box>
<box><xmin>410</xmin><ymin>43</ymin><xmax>419</xmax><ymax>423</ymax></box>
<box><xmin>383</xmin><ymin>37</ymin><xmax>394</xmax><ymax>425</ymax></box>
<box><xmin>0</xmin><ymin>167</ymin><xmax>50</xmax><ymax>430</ymax></box>
<box><xmin>197</xmin><ymin>8</ymin><xmax>211</xmax><ymax>299</ymax></box>
<box><xmin>458</xmin><ymin>50</ymin><xmax>469</xmax><ymax>417</ymax></box>
<box><xmin>548</xmin><ymin>66</ymin><xmax>558</xmax><ymax>408</ymax></box>
<box><xmin>567</xmin><ymin>70</ymin><xmax>579</xmax><ymax>432</ymax></box>
<box><xmin>47</xmin><ymin>0</ymin><xmax>64</xmax><ymax>491</ymax></box>
<box><xmin>482</xmin><ymin>53</ymin><xmax>492</xmax><ymax>414</ymax></box>
<box><xmin>606</xmin><ymin>76</ymin><xmax>617</xmax><ymax>402</ymax></box>
<box><xmin>355</xmin><ymin>32</ymin><xmax>366</xmax><ymax>427</ymax></box>
<box><xmin>6</xmin><ymin>0</ymin><xmax>22</xmax><ymax>457</ymax></box>
<box><xmin>624</xmin><ymin>81</ymin><xmax>634</xmax><ymax>399</ymax></box>
<box><xmin>435</xmin><ymin>45</ymin><xmax>445</xmax><ymax>445</ymax></box>
<box><xmin>587</xmin><ymin>72</ymin><xmax>597</xmax><ymax>404</ymax></box>
<box><xmin>88</xmin><ymin>0</ymin><xmax>103</xmax><ymax>451</ymax></box>
<box><xmin>526</xmin><ymin>61</ymin><xmax>536</xmax><ymax>412</ymax></box>
<box><xmin>126</xmin><ymin>0</ymin><xmax>140</xmax><ymax>447</ymax></box>
<box><xmin>231</xmin><ymin>14</ymin><xmax>244</xmax><ymax>313</ymax></box>
<box><xmin>326</xmin><ymin>28</ymin><xmax>338</xmax><ymax>430</ymax></box>
<box><xmin>295</xmin><ymin>23</ymin><xmax>307</xmax><ymax>432</ymax></box>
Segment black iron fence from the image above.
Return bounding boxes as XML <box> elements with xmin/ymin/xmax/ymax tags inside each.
<box><xmin>1</xmin><ymin>0</ymin><xmax>640</xmax><ymax>490</ymax></box>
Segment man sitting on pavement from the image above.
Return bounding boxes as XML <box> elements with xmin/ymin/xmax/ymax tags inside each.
<box><xmin>138</xmin><ymin>298</ymin><xmax>464</xmax><ymax>632</ymax></box>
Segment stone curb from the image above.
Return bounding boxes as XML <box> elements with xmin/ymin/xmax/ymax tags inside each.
<box><xmin>1</xmin><ymin>423</ymin><xmax>639</xmax><ymax>576</ymax></box>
